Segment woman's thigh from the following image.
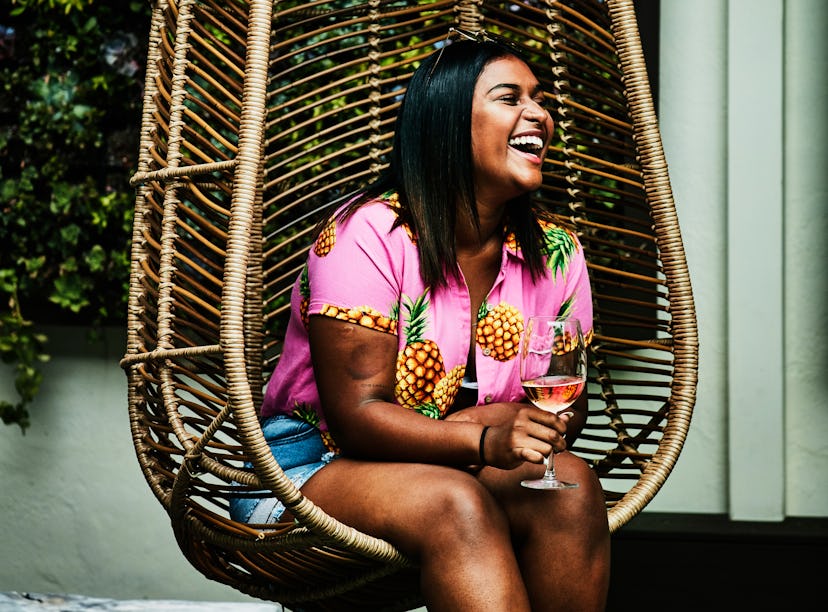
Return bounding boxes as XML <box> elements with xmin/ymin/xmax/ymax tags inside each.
<box><xmin>295</xmin><ymin>459</ymin><xmax>505</xmax><ymax>557</ymax></box>
<box><xmin>476</xmin><ymin>451</ymin><xmax>607</xmax><ymax>540</ymax></box>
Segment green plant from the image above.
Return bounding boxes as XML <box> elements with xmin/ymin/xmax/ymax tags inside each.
<box><xmin>0</xmin><ymin>0</ymin><xmax>150</xmax><ymax>431</ymax></box>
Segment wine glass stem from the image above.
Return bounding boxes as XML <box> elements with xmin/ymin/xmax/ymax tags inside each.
<box><xmin>543</xmin><ymin>451</ymin><xmax>557</xmax><ymax>481</ymax></box>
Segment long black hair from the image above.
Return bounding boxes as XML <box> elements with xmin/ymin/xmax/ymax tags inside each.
<box><xmin>336</xmin><ymin>38</ymin><xmax>548</xmax><ymax>287</ymax></box>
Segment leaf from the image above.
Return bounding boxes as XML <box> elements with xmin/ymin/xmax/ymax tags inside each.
<box><xmin>59</xmin><ymin>223</ymin><xmax>81</xmax><ymax>245</ymax></box>
<box><xmin>84</xmin><ymin>244</ymin><xmax>106</xmax><ymax>272</ymax></box>
<box><xmin>0</xmin><ymin>269</ymin><xmax>17</xmax><ymax>293</ymax></box>
<box><xmin>1</xmin><ymin>0</ymin><xmax>150</xmax><ymax>430</ymax></box>
<box><xmin>50</xmin><ymin>273</ymin><xmax>91</xmax><ymax>312</ymax></box>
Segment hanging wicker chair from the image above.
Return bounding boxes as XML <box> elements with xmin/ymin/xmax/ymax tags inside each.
<box><xmin>121</xmin><ymin>0</ymin><xmax>698</xmax><ymax>609</ymax></box>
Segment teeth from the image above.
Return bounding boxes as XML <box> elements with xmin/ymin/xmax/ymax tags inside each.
<box><xmin>508</xmin><ymin>135</ymin><xmax>544</xmax><ymax>151</ymax></box>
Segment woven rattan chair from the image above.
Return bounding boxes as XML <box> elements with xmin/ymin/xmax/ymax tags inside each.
<box><xmin>121</xmin><ymin>0</ymin><xmax>698</xmax><ymax>609</ymax></box>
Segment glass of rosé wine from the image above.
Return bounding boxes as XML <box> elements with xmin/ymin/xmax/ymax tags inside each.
<box><xmin>519</xmin><ymin>315</ymin><xmax>587</xmax><ymax>490</ymax></box>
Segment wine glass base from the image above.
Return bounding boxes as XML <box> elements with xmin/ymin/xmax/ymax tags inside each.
<box><xmin>520</xmin><ymin>478</ymin><xmax>579</xmax><ymax>490</ymax></box>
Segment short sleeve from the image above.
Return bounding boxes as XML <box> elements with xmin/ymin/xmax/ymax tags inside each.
<box><xmin>306</xmin><ymin>202</ymin><xmax>415</xmax><ymax>333</ymax></box>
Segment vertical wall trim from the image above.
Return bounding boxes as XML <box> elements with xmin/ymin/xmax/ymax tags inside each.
<box><xmin>727</xmin><ymin>0</ymin><xmax>785</xmax><ymax>521</ymax></box>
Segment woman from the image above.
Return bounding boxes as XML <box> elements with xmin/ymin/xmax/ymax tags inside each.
<box><xmin>232</xmin><ymin>33</ymin><xmax>610</xmax><ymax>611</ymax></box>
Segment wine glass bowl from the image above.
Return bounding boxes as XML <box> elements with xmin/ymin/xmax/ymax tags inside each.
<box><xmin>519</xmin><ymin>316</ymin><xmax>587</xmax><ymax>490</ymax></box>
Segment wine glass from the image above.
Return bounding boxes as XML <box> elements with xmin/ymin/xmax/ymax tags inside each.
<box><xmin>519</xmin><ymin>315</ymin><xmax>587</xmax><ymax>490</ymax></box>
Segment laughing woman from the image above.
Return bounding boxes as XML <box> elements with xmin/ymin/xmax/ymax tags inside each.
<box><xmin>232</xmin><ymin>32</ymin><xmax>610</xmax><ymax>611</ymax></box>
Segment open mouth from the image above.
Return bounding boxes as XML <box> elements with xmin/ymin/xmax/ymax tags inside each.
<box><xmin>508</xmin><ymin>135</ymin><xmax>544</xmax><ymax>155</ymax></box>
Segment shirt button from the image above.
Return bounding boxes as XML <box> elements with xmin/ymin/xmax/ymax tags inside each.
<box><xmin>484</xmin><ymin>394</ymin><xmax>493</xmax><ymax>404</ymax></box>
<box><xmin>486</xmin><ymin>303</ymin><xmax>494</xmax><ymax>312</ymax></box>
<box><xmin>482</xmin><ymin>348</ymin><xmax>491</xmax><ymax>356</ymax></box>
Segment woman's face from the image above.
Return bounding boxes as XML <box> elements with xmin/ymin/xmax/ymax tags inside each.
<box><xmin>470</xmin><ymin>55</ymin><xmax>553</xmax><ymax>206</ymax></box>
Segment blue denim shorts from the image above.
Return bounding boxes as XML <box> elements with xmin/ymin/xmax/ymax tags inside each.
<box><xmin>229</xmin><ymin>415</ymin><xmax>336</xmax><ymax>524</ymax></box>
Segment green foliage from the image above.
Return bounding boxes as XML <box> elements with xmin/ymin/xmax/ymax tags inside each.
<box><xmin>0</xmin><ymin>1</ymin><xmax>150</xmax><ymax>431</ymax></box>
<box><xmin>10</xmin><ymin>1</ymin><xmax>94</xmax><ymax>14</ymax></box>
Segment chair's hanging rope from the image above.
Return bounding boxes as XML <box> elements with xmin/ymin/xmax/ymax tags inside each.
<box><xmin>368</xmin><ymin>0</ymin><xmax>385</xmax><ymax>178</ymax></box>
<box><xmin>456</xmin><ymin>0</ymin><xmax>483</xmax><ymax>30</ymax></box>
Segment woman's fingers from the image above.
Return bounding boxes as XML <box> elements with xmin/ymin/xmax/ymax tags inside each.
<box><xmin>486</xmin><ymin>409</ymin><xmax>569</xmax><ymax>468</ymax></box>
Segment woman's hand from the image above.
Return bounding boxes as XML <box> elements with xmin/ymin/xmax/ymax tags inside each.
<box><xmin>482</xmin><ymin>405</ymin><xmax>572</xmax><ymax>469</ymax></box>
<box><xmin>448</xmin><ymin>402</ymin><xmax>576</xmax><ymax>470</ymax></box>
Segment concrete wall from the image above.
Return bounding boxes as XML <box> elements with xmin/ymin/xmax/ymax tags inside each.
<box><xmin>2</xmin><ymin>0</ymin><xmax>826</xmax><ymax>603</ymax></box>
<box><xmin>0</xmin><ymin>327</ymin><xmax>261</xmax><ymax>603</ymax></box>
<box><xmin>655</xmin><ymin>0</ymin><xmax>828</xmax><ymax>520</ymax></box>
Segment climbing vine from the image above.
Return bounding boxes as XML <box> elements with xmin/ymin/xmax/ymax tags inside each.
<box><xmin>1</xmin><ymin>1</ymin><xmax>150</xmax><ymax>431</ymax></box>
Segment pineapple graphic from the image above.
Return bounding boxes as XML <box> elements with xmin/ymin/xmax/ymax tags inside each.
<box><xmin>314</xmin><ymin>219</ymin><xmax>337</xmax><ymax>257</ymax></box>
<box><xmin>319</xmin><ymin>304</ymin><xmax>396</xmax><ymax>334</ymax></box>
<box><xmin>395</xmin><ymin>291</ymin><xmax>445</xmax><ymax>410</ymax></box>
<box><xmin>385</xmin><ymin>191</ymin><xmax>417</xmax><ymax>244</ymax></box>
<box><xmin>432</xmin><ymin>364</ymin><xmax>465</xmax><ymax>416</ymax></box>
<box><xmin>557</xmin><ymin>295</ymin><xmax>575</xmax><ymax>320</ymax></box>
<box><xmin>292</xmin><ymin>401</ymin><xmax>338</xmax><ymax>454</ymax></box>
<box><xmin>299</xmin><ymin>265</ymin><xmax>310</xmax><ymax>330</ymax></box>
<box><xmin>503</xmin><ymin>227</ymin><xmax>519</xmax><ymax>253</ymax></box>
<box><xmin>550</xmin><ymin>296</ymin><xmax>594</xmax><ymax>353</ymax></box>
<box><xmin>385</xmin><ymin>190</ymin><xmax>400</xmax><ymax>207</ymax></box>
<box><xmin>476</xmin><ymin>300</ymin><xmax>524</xmax><ymax>362</ymax></box>
<box><xmin>416</xmin><ymin>402</ymin><xmax>442</xmax><ymax>420</ymax></box>
<box><xmin>538</xmin><ymin>219</ymin><xmax>578</xmax><ymax>277</ymax></box>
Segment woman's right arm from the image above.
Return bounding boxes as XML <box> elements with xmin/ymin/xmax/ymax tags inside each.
<box><xmin>309</xmin><ymin>314</ymin><xmax>485</xmax><ymax>466</ymax></box>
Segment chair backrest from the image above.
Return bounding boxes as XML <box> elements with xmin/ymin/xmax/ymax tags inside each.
<box><xmin>122</xmin><ymin>0</ymin><xmax>698</xmax><ymax>608</ymax></box>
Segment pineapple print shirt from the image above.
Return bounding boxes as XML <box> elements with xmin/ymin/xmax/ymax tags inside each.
<box><xmin>261</xmin><ymin>194</ymin><xmax>593</xmax><ymax>443</ymax></box>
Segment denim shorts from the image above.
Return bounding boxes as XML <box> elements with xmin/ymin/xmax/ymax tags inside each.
<box><xmin>229</xmin><ymin>415</ymin><xmax>336</xmax><ymax>524</ymax></box>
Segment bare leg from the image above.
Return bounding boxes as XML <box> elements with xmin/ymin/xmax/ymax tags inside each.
<box><xmin>297</xmin><ymin>459</ymin><xmax>532</xmax><ymax>612</ymax></box>
<box><xmin>480</xmin><ymin>451</ymin><xmax>611</xmax><ymax>612</ymax></box>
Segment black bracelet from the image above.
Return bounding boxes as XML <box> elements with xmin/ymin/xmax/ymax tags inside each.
<box><xmin>479</xmin><ymin>426</ymin><xmax>490</xmax><ymax>466</ymax></box>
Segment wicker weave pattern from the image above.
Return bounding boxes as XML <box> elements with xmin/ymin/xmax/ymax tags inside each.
<box><xmin>122</xmin><ymin>1</ymin><xmax>698</xmax><ymax>608</ymax></box>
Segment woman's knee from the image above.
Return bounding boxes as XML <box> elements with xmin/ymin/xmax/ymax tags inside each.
<box><xmin>524</xmin><ymin>455</ymin><xmax>607</xmax><ymax>529</ymax></box>
<box><xmin>555</xmin><ymin>455</ymin><xmax>609</xmax><ymax>536</ymax></box>
<box><xmin>559</xmin><ymin>453</ymin><xmax>604</xmax><ymax>497</ymax></box>
<box><xmin>427</xmin><ymin>477</ymin><xmax>510</xmax><ymax>541</ymax></box>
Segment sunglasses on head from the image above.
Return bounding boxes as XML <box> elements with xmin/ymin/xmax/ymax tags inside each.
<box><xmin>427</xmin><ymin>26</ymin><xmax>526</xmax><ymax>82</ymax></box>
<box><xmin>449</xmin><ymin>26</ymin><xmax>517</xmax><ymax>46</ymax></box>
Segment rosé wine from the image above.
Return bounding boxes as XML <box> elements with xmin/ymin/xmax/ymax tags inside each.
<box><xmin>522</xmin><ymin>375</ymin><xmax>585</xmax><ymax>413</ymax></box>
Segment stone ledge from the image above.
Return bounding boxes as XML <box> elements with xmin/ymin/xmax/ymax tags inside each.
<box><xmin>0</xmin><ymin>593</ymin><xmax>283</xmax><ymax>611</ymax></box>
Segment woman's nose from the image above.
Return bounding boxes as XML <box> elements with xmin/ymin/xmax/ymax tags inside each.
<box><xmin>523</xmin><ymin>100</ymin><xmax>549</xmax><ymax>123</ymax></box>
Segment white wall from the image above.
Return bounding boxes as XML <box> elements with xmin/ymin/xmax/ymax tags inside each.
<box><xmin>654</xmin><ymin>0</ymin><xmax>730</xmax><ymax>515</ymax></box>
<box><xmin>1</xmin><ymin>0</ymin><xmax>827</xmax><ymax>602</ymax></box>
<box><xmin>655</xmin><ymin>0</ymin><xmax>828</xmax><ymax>519</ymax></box>
<box><xmin>0</xmin><ymin>327</ymin><xmax>260</xmax><ymax>603</ymax></box>
<box><xmin>782</xmin><ymin>0</ymin><xmax>828</xmax><ymax>520</ymax></box>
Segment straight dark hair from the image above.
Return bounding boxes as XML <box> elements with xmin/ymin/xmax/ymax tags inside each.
<box><xmin>335</xmin><ymin>38</ymin><xmax>548</xmax><ymax>287</ymax></box>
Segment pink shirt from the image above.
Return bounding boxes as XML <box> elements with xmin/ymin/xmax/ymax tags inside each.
<box><xmin>261</xmin><ymin>193</ymin><xmax>593</xmax><ymax>448</ymax></box>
